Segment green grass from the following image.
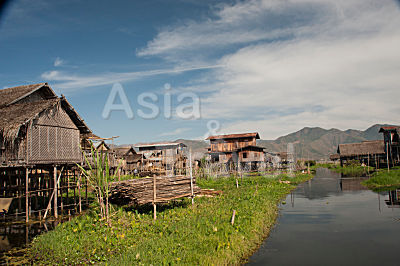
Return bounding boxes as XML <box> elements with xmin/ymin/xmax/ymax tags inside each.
<box><xmin>315</xmin><ymin>163</ymin><xmax>373</xmax><ymax>177</ymax></box>
<box><xmin>362</xmin><ymin>168</ymin><xmax>400</xmax><ymax>189</ymax></box>
<box><xmin>26</xmin><ymin>173</ymin><xmax>313</xmax><ymax>265</ymax></box>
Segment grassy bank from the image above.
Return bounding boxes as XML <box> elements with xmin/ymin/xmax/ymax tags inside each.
<box><xmin>362</xmin><ymin>168</ymin><xmax>400</xmax><ymax>189</ymax></box>
<box><xmin>315</xmin><ymin>162</ymin><xmax>373</xmax><ymax>177</ymax></box>
<box><xmin>26</xmin><ymin>173</ymin><xmax>312</xmax><ymax>265</ymax></box>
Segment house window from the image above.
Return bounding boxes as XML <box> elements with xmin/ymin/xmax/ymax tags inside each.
<box><xmin>243</xmin><ymin>152</ymin><xmax>247</xmax><ymax>158</ymax></box>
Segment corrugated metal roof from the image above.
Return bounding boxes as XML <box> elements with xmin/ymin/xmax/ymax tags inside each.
<box><xmin>206</xmin><ymin>132</ymin><xmax>260</xmax><ymax>140</ymax></box>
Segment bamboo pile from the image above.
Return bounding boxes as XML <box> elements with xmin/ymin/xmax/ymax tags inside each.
<box><xmin>109</xmin><ymin>175</ymin><xmax>201</xmax><ymax>205</ymax></box>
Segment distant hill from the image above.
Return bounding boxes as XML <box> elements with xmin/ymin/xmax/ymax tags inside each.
<box><xmin>173</xmin><ymin>124</ymin><xmax>396</xmax><ymax>160</ymax></box>
<box><xmin>257</xmin><ymin>124</ymin><xmax>392</xmax><ymax>159</ymax></box>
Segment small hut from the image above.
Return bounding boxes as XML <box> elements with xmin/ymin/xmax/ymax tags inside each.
<box><xmin>0</xmin><ymin>83</ymin><xmax>92</xmax><ymax>222</ymax></box>
<box><xmin>337</xmin><ymin>140</ymin><xmax>385</xmax><ymax>167</ymax></box>
<box><xmin>113</xmin><ymin>146</ymin><xmax>142</xmax><ymax>174</ymax></box>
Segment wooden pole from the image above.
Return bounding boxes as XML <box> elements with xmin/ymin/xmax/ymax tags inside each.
<box><xmin>231</xmin><ymin>210</ymin><xmax>236</xmax><ymax>225</ymax></box>
<box><xmin>387</xmin><ymin>142</ymin><xmax>390</xmax><ymax>172</ymax></box>
<box><xmin>189</xmin><ymin>149</ymin><xmax>194</xmax><ymax>205</ymax></box>
<box><xmin>53</xmin><ymin>165</ymin><xmax>58</xmax><ymax>219</ymax></box>
<box><xmin>60</xmin><ymin>172</ymin><xmax>64</xmax><ymax>215</ymax></box>
<box><xmin>78</xmin><ymin>171</ymin><xmax>82</xmax><ymax>213</ymax></box>
<box><xmin>25</xmin><ymin>168</ymin><xmax>29</xmax><ymax>223</ymax></box>
<box><xmin>85</xmin><ymin>172</ymin><xmax>88</xmax><ymax>206</ymax></box>
<box><xmin>43</xmin><ymin>167</ymin><xmax>64</xmax><ymax>219</ymax></box>
<box><xmin>153</xmin><ymin>174</ymin><xmax>157</xmax><ymax>221</ymax></box>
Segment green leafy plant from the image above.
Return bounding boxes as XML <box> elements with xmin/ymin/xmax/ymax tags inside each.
<box><xmin>77</xmin><ymin>146</ymin><xmax>121</xmax><ymax>223</ymax></box>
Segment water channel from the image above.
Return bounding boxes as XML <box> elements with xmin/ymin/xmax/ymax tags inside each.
<box><xmin>249</xmin><ymin>168</ymin><xmax>400</xmax><ymax>265</ymax></box>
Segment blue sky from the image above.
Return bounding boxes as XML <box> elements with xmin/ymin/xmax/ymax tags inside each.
<box><xmin>1</xmin><ymin>0</ymin><xmax>400</xmax><ymax>144</ymax></box>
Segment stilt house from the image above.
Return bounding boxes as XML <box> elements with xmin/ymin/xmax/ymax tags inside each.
<box><xmin>135</xmin><ymin>142</ymin><xmax>187</xmax><ymax>176</ymax></box>
<box><xmin>337</xmin><ymin>140</ymin><xmax>385</xmax><ymax>167</ymax></box>
<box><xmin>206</xmin><ymin>132</ymin><xmax>265</xmax><ymax>170</ymax></box>
<box><xmin>0</xmin><ymin>83</ymin><xmax>92</xmax><ymax>221</ymax></box>
<box><xmin>379</xmin><ymin>126</ymin><xmax>400</xmax><ymax>166</ymax></box>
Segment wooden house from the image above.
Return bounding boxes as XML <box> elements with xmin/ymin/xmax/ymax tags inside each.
<box><xmin>379</xmin><ymin>126</ymin><xmax>400</xmax><ymax>166</ymax></box>
<box><xmin>206</xmin><ymin>132</ymin><xmax>265</xmax><ymax>170</ymax></box>
<box><xmin>0</xmin><ymin>83</ymin><xmax>92</xmax><ymax>221</ymax></box>
<box><xmin>135</xmin><ymin>142</ymin><xmax>187</xmax><ymax>176</ymax></box>
<box><xmin>337</xmin><ymin>140</ymin><xmax>385</xmax><ymax>167</ymax></box>
<box><xmin>113</xmin><ymin>146</ymin><xmax>142</xmax><ymax>174</ymax></box>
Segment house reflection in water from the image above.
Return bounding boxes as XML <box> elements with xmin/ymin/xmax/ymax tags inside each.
<box><xmin>385</xmin><ymin>189</ymin><xmax>400</xmax><ymax>208</ymax></box>
<box><xmin>339</xmin><ymin>178</ymin><xmax>369</xmax><ymax>191</ymax></box>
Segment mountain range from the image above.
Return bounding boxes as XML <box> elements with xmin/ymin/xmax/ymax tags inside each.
<box><xmin>175</xmin><ymin>124</ymin><xmax>396</xmax><ymax>159</ymax></box>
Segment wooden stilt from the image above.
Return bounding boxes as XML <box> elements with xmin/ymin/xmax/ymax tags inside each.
<box><xmin>53</xmin><ymin>165</ymin><xmax>58</xmax><ymax>219</ymax></box>
<box><xmin>25</xmin><ymin>168</ymin><xmax>29</xmax><ymax>223</ymax></box>
<box><xmin>189</xmin><ymin>149</ymin><xmax>194</xmax><ymax>205</ymax></box>
<box><xmin>153</xmin><ymin>175</ymin><xmax>157</xmax><ymax>221</ymax></box>
<box><xmin>60</xmin><ymin>170</ymin><xmax>64</xmax><ymax>215</ymax></box>
<box><xmin>387</xmin><ymin>143</ymin><xmax>390</xmax><ymax>172</ymax></box>
<box><xmin>85</xmin><ymin>174</ymin><xmax>88</xmax><ymax>206</ymax></box>
<box><xmin>78</xmin><ymin>171</ymin><xmax>82</xmax><ymax>213</ymax></box>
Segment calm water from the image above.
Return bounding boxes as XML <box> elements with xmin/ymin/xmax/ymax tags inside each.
<box><xmin>249</xmin><ymin>168</ymin><xmax>400</xmax><ymax>266</ymax></box>
<box><xmin>0</xmin><ymin>219</ymin><xmax>62</xmax><ymax>264</ymax></box>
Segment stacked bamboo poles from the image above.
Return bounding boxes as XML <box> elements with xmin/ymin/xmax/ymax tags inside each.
<box><xmin>109</xmin><ymin>175</ymin><xmax>201</xmax><ymax>206</ymax></box>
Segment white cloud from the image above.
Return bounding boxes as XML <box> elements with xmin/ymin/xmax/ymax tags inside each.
<box><xmin>54</xmin><ymin>57</ymin><xmax>64</xmax><ymax>67</ymax></box>
<box><xmin>159</xmin><ymin>127</ymin><xmax>191</xmax><ymax>137</ymax></box>
<box><xmin>40</xmin><ymin>64</ymin><xmax>222</xmax><ymax>91</ymax></box>
<box><xmin>137</xmin><ymin>0</ymin><xmax>400</xmax><ymax>138</ymax></box>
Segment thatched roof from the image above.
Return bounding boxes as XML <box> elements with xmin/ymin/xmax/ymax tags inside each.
<box><xmin>0</xmin><ymin>97</ymin><xmax>91</xmax><ymax>146</ymax></box>
<box><xmin>113</xmin><ymin>146</ymin><xmax>137</xmax><ymax>156</ymax></box>
<box><xmin>329</xmin><ymin>154</ymin><xmax>340</xmax><ymax>160</ymax></box>
<box><xmin>0</xmin><ymin>83</ymin><xmax>56</xmax><ymax>107</ymax></box>
<box><xmin>113</xmin><ymin>147</ymin><xmax>142</xmax><ymax>162</ymax></box>
<box><xmin>337</xmin><ymin>140</ymin><xmax>385</xmax><ymax>157</ymax></box>
<box><xmin>0</xmin><ymin>98</ymin><xmax>59</xmax><ymax>143</ymax></box>
<box><xmin>59</xmin><ymin>96</ymin><xmax>91</xmax><ymax>134</ymax></box>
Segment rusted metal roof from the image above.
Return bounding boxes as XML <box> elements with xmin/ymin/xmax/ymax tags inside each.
<box><xmin>379</xmin><ymin>126</ymin><xmax>400</xmax><ymax>132</ymax></box>
<box><xmin>235</xmin><ymin>145</ymin><xmax>265</xmax><ymax>152</ymax></box>
<box><xmin>206</xmin><ymin>132</ymin><xmax>260</xmax><ymax>140</ymax></box>
<box><xmin>135</xmin><ymin>141</ymin><xmax>187</xmax><ymax>148</ymax></box>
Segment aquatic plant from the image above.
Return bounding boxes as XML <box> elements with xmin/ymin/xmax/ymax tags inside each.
<box><xmin>27</xmin><ymin>173</ymin><xmax>313</xmax><ymax>265</ymax></box>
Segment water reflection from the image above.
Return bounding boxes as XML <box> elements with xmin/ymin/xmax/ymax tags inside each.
<box><xmin>386</xmin><ymin>190</ymin><xmax>400</xmax><ymax>208</ymax></box>
<box><xmin>0</xmin><ymin>220</ymin><xmax>61</xmax><ymax>263</ymax></box>
<box><xmin>249</xmin><ymin>168</ymin><xmax>400</xmax><ymax>266</ymax></box>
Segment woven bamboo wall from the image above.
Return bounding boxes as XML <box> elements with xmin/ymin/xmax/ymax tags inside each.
<box><xmin>27</xmin><ymin>105</ymin><xmax>81</xmax><ymax>164</ymax></box>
